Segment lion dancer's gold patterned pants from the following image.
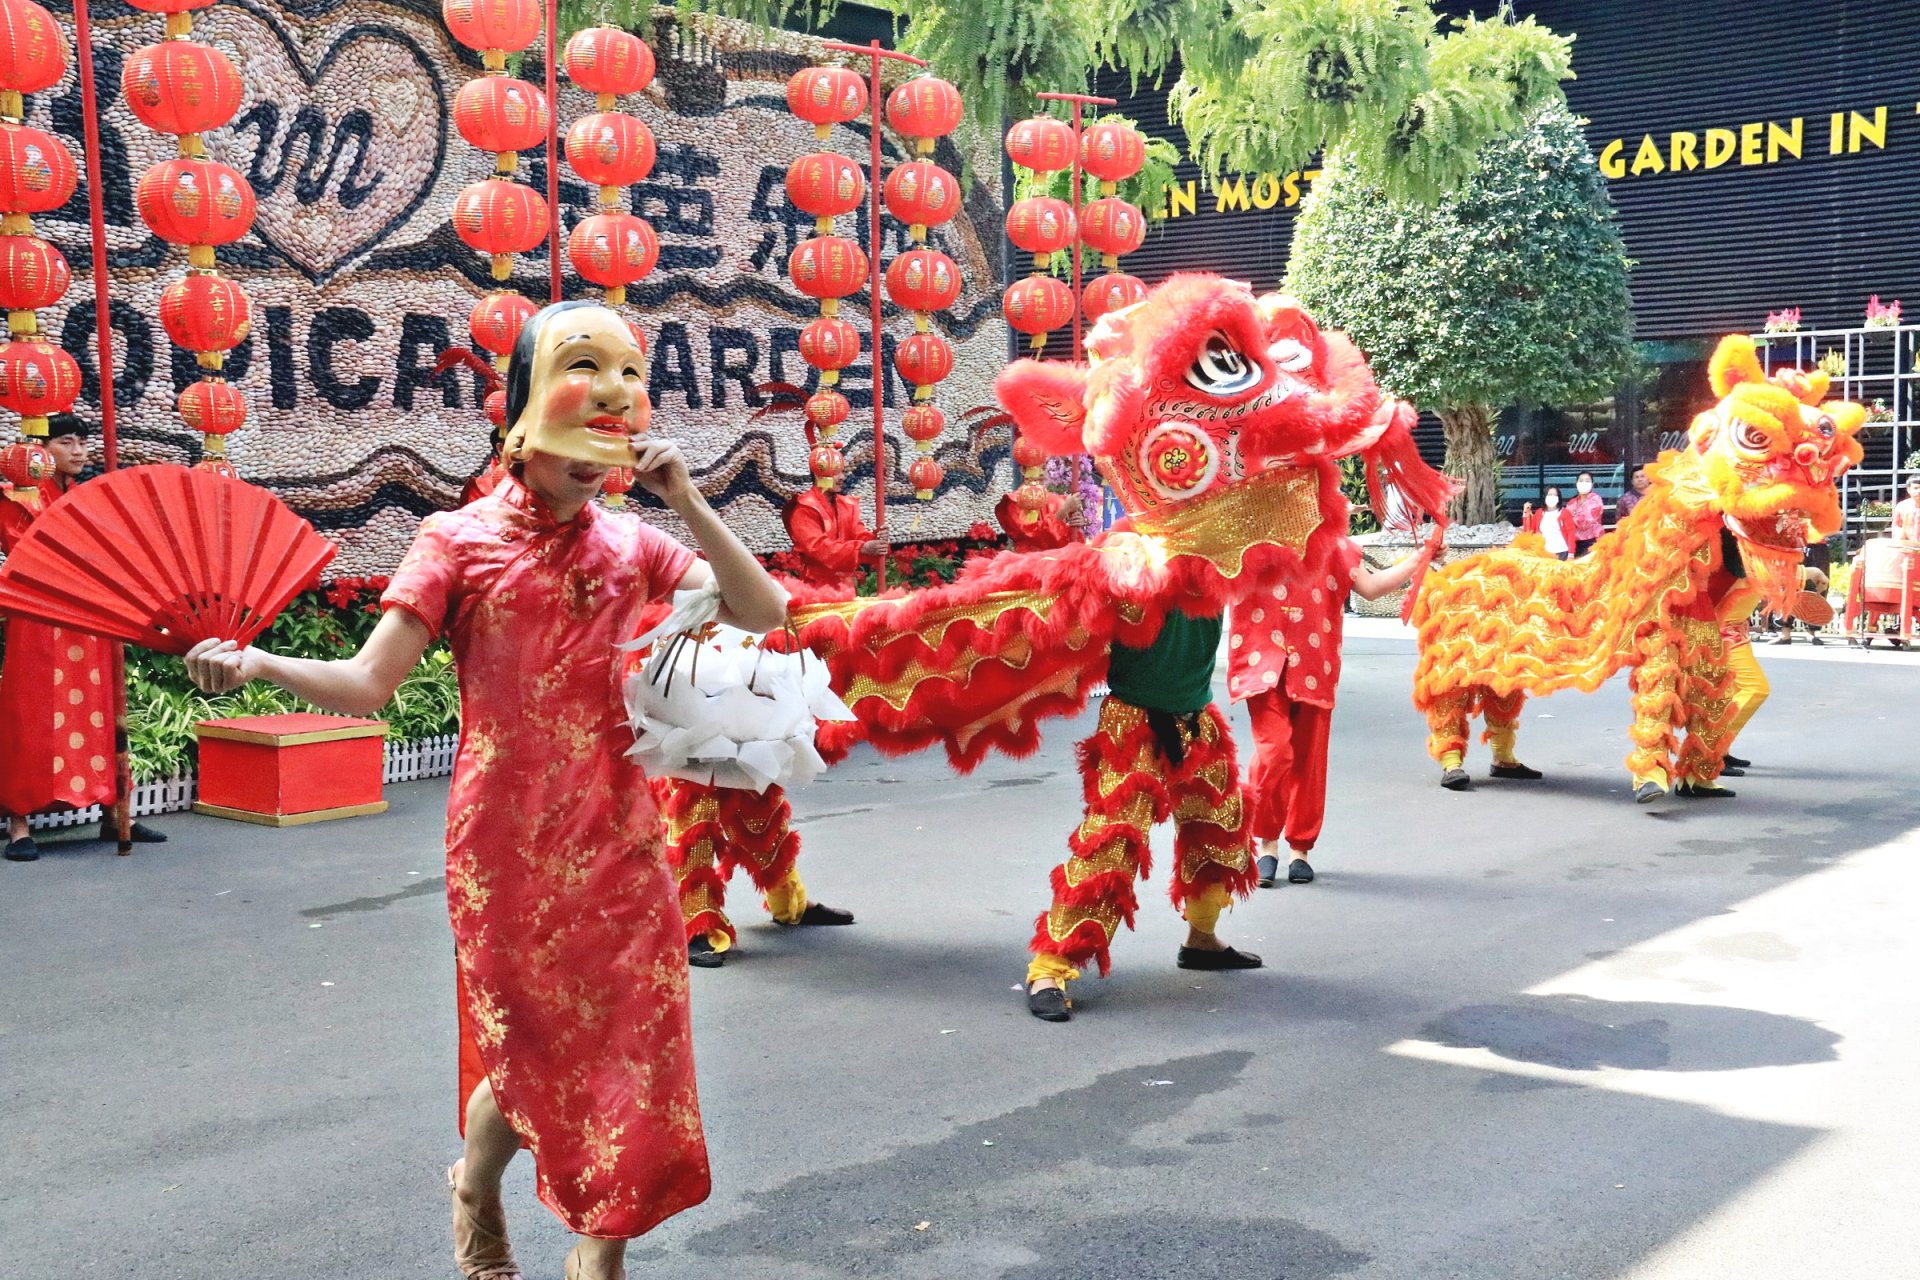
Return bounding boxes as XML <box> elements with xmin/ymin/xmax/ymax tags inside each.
<box><xmin>652</xmin><ymin>777</ymin><xmax>811</xmax><ymax>954</ymax></box>
<box><xmin>1027</xmin><ymin>698</ymin><xmax>1257</xmax><ymax>986</ymax></box>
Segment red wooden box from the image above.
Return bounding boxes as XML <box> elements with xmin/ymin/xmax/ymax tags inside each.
<box><xmin>192</xmin><ymin>713</ymin><xmax>389</xmax><ymax>826</ymax></box>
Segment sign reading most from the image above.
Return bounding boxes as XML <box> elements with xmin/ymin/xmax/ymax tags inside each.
<box><xmin>25</xmin><ymin>2</ymin><xmax>1008</xmax><ymax>573</ymax></box>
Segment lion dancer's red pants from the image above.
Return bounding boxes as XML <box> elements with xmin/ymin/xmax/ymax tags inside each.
<box><xmin>652</xmin><ymin>777</ymin><xmax>809</xmax><ymax>952</ymax></box>
<box><xmin>1243</xmin><ymin>689</ymin><xmax>1333</xmax><ymax>853</ymax></box>
<box><xmin>1027</xmin><ymin>698</ymin><xmax>1257</xmax><ymax>985</ymax></box>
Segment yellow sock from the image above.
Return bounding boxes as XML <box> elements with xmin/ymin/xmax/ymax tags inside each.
<box><xmin>765</xmin><ymin>868</ymin><xmax>808</xmax><ymax>924</ymax></box>
<box><xmin>1487</xmin><ymin>725</ymin><xmax>1518</xmax><ymax>766</ymax></box>
<box><xmin>1635</xmin><ymin>765</ymin><xmax>1670</xmax><ymax>791</ymax></box>
<box><xmin>1183</xmin><ymin>881</ymin><xmax>1232</xmax><ymax>935</ymax></box>
<box><xmin>1441</xmin><ymin>750</ymin><xmax>1464</xmax><ymax>770</ymax></box>
<box><xmin>1026</xmin><ymin>953</ymin><xmax>1082</xmax><ymax>986</ymax></box>
<box><xmin>704</xmin><ymin>929</ymin><xmax>733</xmax><ymax>954</ymax></box>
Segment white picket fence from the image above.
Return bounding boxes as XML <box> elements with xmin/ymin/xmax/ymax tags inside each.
<box><xmin>26</xmin><ymin>733</ymin><xmax>460</xmax><ymax>831</ymax></box>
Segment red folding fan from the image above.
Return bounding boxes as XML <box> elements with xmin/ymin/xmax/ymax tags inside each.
<box><xmin>0</xmin><ymin>464</ymin><xmax>336</xmax><ymax>654</ymax></box>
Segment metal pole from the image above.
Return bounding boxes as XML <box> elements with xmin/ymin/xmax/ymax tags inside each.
<box><xmin>72</xmin><ymin>0</ymin><xmax>132</xmax><ymax>852</ymax></box>
<box><xmin>545</xmin><ymin>0</ymin><xmax>561</xmax><ymax>303</ymax></box>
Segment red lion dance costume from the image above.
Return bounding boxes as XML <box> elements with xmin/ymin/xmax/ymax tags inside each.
<box><xmin>789</xmin><ymin>275</ymin><xmax>1452</xmax><ymax>1018</ymax></box>
<box><xmin>648</xmin><ymin>482</ymin><xmax>869</xmax><ymax>964</ymax></box>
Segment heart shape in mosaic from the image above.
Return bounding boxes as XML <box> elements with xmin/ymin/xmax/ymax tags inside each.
<box><xmin>218</xmin><ymin>11</ymin><xmax>448</xmax><ymax>284</ymax></box>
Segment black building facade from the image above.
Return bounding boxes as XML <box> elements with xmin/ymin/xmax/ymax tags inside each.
<box><xmin>1097</xmin><ymin>0</ymin><xmax>1920</xmax><ymax>511</ymax></box>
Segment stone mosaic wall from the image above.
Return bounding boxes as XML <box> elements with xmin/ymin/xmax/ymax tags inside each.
<box><xmin>25</xmin><ymin>1</ymin><xmax>1012</xmax><ymax>572</ymax></box>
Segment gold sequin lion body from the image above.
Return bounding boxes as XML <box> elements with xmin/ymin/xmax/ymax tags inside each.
<box><xmin>1409</xmin><ymin>334</ymin><xmax>1863</xmax><ymax>799</ymax></box>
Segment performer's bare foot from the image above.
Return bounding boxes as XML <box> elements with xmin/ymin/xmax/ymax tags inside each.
<box><xmin>449</xmin><ymin>1160</ymin><xmax>520</xmax><ymax>1279</ymax></box>
<box><xmin>566</xmin><ymin>1240</ymin><xmax>628</xmax><ymax>1279</ymax></box>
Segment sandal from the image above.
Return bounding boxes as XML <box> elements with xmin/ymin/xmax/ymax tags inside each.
<box><xmin>449</xmin><ymin>1162</ymin><xmax>521</xmax><ymax>1279</ymax></box>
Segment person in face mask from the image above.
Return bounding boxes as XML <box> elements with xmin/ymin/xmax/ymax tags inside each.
<box><xmin>1523</xmin><ymin>486</ymin><xmax>1574</xmax><ymax>560</ymax></box>
<box><xmin>1567</xmin><ymin>470</ymin><xmax>1606</xmax><ymax>556</ymax></box>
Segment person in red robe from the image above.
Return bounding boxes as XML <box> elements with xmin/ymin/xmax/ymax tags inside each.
<box><xmin>652</xmin><ymin>476</ymin><xmax>869</xmax><ymax>967</ymax></box>
<box><xmin>185</xmin><ymin>303</ymin><xmax>790</xmax><ymax>1280</ymax></box>
<box><xmin>995</xmin><ymin>488</ymin><xmax>1082</xmax><ymax>553</ymax></box>
<box><xmin>1</xmin><ymin>419</ymin><xmax>163</xmax><ymax>861</ymax></box>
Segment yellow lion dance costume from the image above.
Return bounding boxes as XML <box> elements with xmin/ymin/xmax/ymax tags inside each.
<box><xmin>1411</xmin><ymin>334</ymin><xmax>1863</xmax><ymax>802</ymax></box>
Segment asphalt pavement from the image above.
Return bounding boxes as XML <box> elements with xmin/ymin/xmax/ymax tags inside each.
<box><xmin>3</xmin><ymin>633</ymin><xmax>1916</xmax><ymax>1279</ymax></box>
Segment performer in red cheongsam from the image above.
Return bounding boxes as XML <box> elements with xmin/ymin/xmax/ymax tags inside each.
<box><xmin>186</xmin><ymin>303</ymin><xmax>791</xmax><ymax>1280</ymax></box>
<box><xmin>651</xmin><ymin>471</ymin><xmax>870</xmax><ymax>968</ymax></box>
<box><xmin>995</xmin><ymin>488</ymin><xmax>1082</xmax><ymax>553</ymax></box>
<box><xmin>1</xmin><ymin>419</ymin><xmax>164</xmax><ymax>861</ymax></box>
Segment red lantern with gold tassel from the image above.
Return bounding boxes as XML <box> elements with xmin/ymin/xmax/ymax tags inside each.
<box><xmin>0</xmin><ymin>437</ymin><xmax>55</xmax><ymax>489</ymax></box>
<box><xmin>452</xmin><ymin>177</ymin><xmax>550</xmax><ymax>281</ymax></box>
<box><xmin>159</xmin><ymin>273</ymin><xmax>251</xmax><ymax>371</ymax></box>
<box><xmin>601</xmin><ymin>465</ymin><xmax>634</xmax><ymax>508</ymax></box>
<box><xmin>0</xmin><ymin>0</ymin><xmax>66</xmax><ymax>115</ymax></box>
<box><xmin>566</xmin><ymin>210</ymin><xmax>658</xmax><ymax>307</ymax></box>
<box><xmin>441</xmin><ymin>0</ymin><xmax>542</xmax><ymax>67</ymax></box>
<box><xmin>453</xmin><ymin>76</ymin><xmax>549</xmax><ymax>173</ymax></box>
<box><xmin>785</xmin><ymin>152</ymin><xmax>864</xmax><ymax>233</ymax></box>
<box><xmin>907</xmin><ymin>455</ymin><xmax>944</xmax><ymax>501</ymax></box>
<box><xmin>894</xmin><ymin>333</ymin><xmax>953</xmax><ymax>399</ymax></box>
<box><xmin>178</xmin><ymin>376</ymin><xmax>246</xmax><ymax>463</ymax></box>
<box><xmin>1083</xmin><ymin>272</ymin><xmax>1147</xmax><ymax>322</ymax></box>
<box><xmin>0</xmin><ymin>338</ymin><xmax>81</xmax><ymax>435</ymax></box>
<box><xmin>798</xmin><ymin>316</ymin><xmax>861</xmax><ymax>378</ymax></box>
<box><xmin>565</xmin><ymin>112</ymin><xmax>655</xmax><ymax>196</ymax></box>
<box><xmin>884</xmin><ymin>248</ymin><xmax>960</xmax><ymax>323</ymax></box>
<box><xmin>1002</xmin><ymin>275</ymin><xmax>1074</xmax><ymax>351</ymax></box>
<box><xmin>1005</xmin><ymin>116</ymin><xmax>1075</xmax><ymax>171</ymax></box>
<box><xmin>565</xmin><ymin>26</ymin><xmax>653</xmax><ymax>98</ymax></box>
<box><xmin>135</xmin><ymin>158</ymin><xmax>256</xmax><ymax>269</ymax></box>
<box><xmin>882</xmin><ymin>161</ymin><xmax>959</xmax><ymax>241</ymax></box>
<box><xmin>1079</xmin><ymin>196</ymin><xmax>1146</xmax><ymax>266</ymax></box>
<box><xmin>120</xmin><ymin>41</ymin><xmax>244</xmax><ymax>155</ymax></box>
<box><xmin>787</xmin><ymin>66</ymin><xmax>866</xmax><ymax>141</ymax></box>
<box><xmin>884</xmin><ymin>76</ymin><xmax>961</xmax><ymax>155</ymax></box>
<box><xmin>0</xmin><ymin>123</ymin><xmax>78</xmax><ymax>223</ymax></box>
<box><xmin>0</xmin><ymin>234</ymin><xmax>69</xmax><ymax>332</ymax></box>
<box><xmin>469</xmin><ymin>290</ymin><xmax>534</xmax><ymax>372</ymax></box>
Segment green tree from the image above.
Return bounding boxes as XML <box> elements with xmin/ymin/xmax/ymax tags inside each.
<box><xmin>1284</xmin><ymin>99</ymin><xmax>1634</xmax><ymax>524</ymax></box>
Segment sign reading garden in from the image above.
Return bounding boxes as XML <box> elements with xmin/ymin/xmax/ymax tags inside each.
<box><xmin>26</xmin><ymin>0</ymin><xmax>1009</xmax><ymax>572</ymax></box>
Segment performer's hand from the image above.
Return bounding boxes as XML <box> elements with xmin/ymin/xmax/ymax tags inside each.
<box><xmin>185</xmin><ymin>638</ymin><xmax>259</xmax><ymax>694</ymax></box>
<box><xmin>631</xmin><ymin>438</ymin><xmax>697</xmax><ymax>508</ymax></box>
<box><xmin>860</xmin><ymin>539</ymin><xmax>887</xmax><ymax>558</ymax></box>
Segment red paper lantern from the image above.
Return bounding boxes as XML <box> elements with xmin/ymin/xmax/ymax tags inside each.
<box><xmin>883</xmin><ymin>160</ymin><xmax>960</xmax><ymax>233</ymax></box>
<box><xmin>884</xmin><ymin>248</ymin><xmax>960</xmax><ymax>316</ymax></box>
<box><xmin>441</xmin><ymin>0</ymin><xmax>541</xmax><ymax>55</ymax></box>
<box><xmin>0</xmin><ymin>234</ymin><xmax>70</xmax><ymax>313</ymax></box>
<box><xmin>484</xmin><ymin>388</ymin><xmax>507</xmax><ymax>427</ymax></box>
<box><xmin>565</xmin><ymin>112</ymin><xmax>656</xmax><ymax>191</ymax></box>
<box><xmin>1005</xmin><ymin>116</ymin><xmax>1075</xmax><ymax>171</ymax></box>
<box><xmin>805</xmin><ymin>388</ymin><xmax>849</xmax><ymax>429</ymax></box>
<box><xmin>564</xmin><ymin>27</ymin><xmax>654</xmax><ymax>97</ymax></box>
<box><xmin>785</xmin><ymin>152</ymin><xmax>864</xmax><ymax>224</ymax></box>
<box><xmin>908</xmin><ymin>455</ymin><xmax>944</xmax><ymax>500</ymax></box>
<box><xmin>1080</xmin><ymin>197</ymin><xmax>1146</xmax><ymax>258</ymax></box>
<box><xmin>1003</xmin><ymin>274</ymin><xmax>1075</xmax><ymax>337</ymax></box>
<box><xmin>0</xmin><ymin>123</ymin><xmax>78</xmax><ymax>215</ymax></box>
<box><xmin>567</xmin><ymin>210</ymin><xmax>658</xmax><ymax>304</ymax></box>
<box><xmin>0</xmin><ymin>0</ymin><xmax>67</xmax><ymax>97</ymax></box>
<box><xmin>453</xmin><ymin>76</ymin><xmax>550</xmax><ymax>158</ymax></box>
<box><xmin>1083</xmin><ymin>272</ymin><xmax>1148</xmax><ymax>322</ymax></box>
<box><xmin>1005</xmin><ymin>197</ymin><xmax>1075</xmax><ymax>257</ymax></box>
<box><xmin>885</xmin><ymin>77</ymin><xmax>962</xmax><ymax>143</ymax></box>
<box><xmin>902</xmin><ymin>403</ymin><xmax>945</xmax><ymax>446</ymax></box>
<box><xmin>0</xmin><ymin>338</ymin><xmax>80</xmax><ymax>432</ymax></box>
<box><xmin>134</xmin><ymin>158</ymin><xmax>256</xmax><ymax>265</ymax></box>
<box><xmin>1012</xmin><ymin>435</ymin><xmax>1048</xmax><ymax>471</ymax></box>
<box><xmin>469</xmin><ymin>290</ymin><xmax>534</xmax><ymax>357</ymax></box>
<box><xmin>124</xmin><ymin>0</ymin><xmax>216</xmax><ymax>12</ymax></box>
<box><xmin>177</xmin><ymin>377</ymin><xmax>248</xmax><ymax>436</ymax></box>
<box><xmin>894</xmin><ymin>332</ymin><xmax>953</xmax><ymax>388</ymax></box>
<box><xmin>160</xmin><ymin>274</ymin><xmax>251</xmax><ymax>367</ymax></box>
<box><xmin>798</xmin><ymin>316</ymin><xmax>860</xmax><ymax>372</ymax></box>
<box><xmin>193</xmin><ymin>455</ymin><xmax>240</xmax><ymax>479</ymax></box>
<box><xmin>0</xmin><ymin>438</ymin><xmax>54</xmax><ymax>486</ymax></box>
<box><xmin>787</xmin><ymin>66</ymin><xmax>867</xmax><ymax>139</ymax></box>
<box><xmin>788</xmin><ymin>235</ymin><xmax>868</xmax><ymax>304</ymax></box>
<box><xmin>121</xmin><ymin>42</ymin><xmax>244</xmax><ymax>140</ymax></box>
<box><xmin>808</xmin><ymin>442</ymin><xmax>845</xmax><ymax>487</ymax></box>
<box><xmin>601</xmin><ymin>465</ymin><xmax>634</xmax><ymax>505</ymax></box>
<box><xmin>1080</xmin><ymin>121</ymin><xmax>1147</xmax><ymax>184</ymax></box>
<box><xmin>452</xmin><ymin>177</ymin><xmax>549</xmax><ymax>278</ymax></box>
<box><xmin>1013</xmin><ymin>477</ymin><xmax>1051</xmax><ymax>518</ymax></box>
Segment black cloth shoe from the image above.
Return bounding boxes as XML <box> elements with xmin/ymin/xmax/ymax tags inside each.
<box><xmin>1027</xmin><ymin>985</ymin><xmax>1071</xmax><ymax>1022</ymax></box>
<box><xmin>1634</xmin><ymin>781</ymin><xmax>1666</xmax><ymax>805</ymax></box>
<box><xmin>1177</xmin><ymin>945</ymin><xmax>1263</xmax><ymax>971</ymax></box>
<box><xmin>687</xmin><ymin>937</ymin><xmax>726</xmax><ymax>968</ymax></box>
<box><xmin>1441</xmin><ymin>767</ymin><xmax>1472</xmax><ymax>791</ymax></box>
<box><xmin>1808</xmin><ymin>634</ymin><xmax>1824</xmax><ymax>646</ymax></box>
<box><xmin>1287</xmin><ymin>858</ymin><xmax>1315</xmax><ymax>884</ymax></box>
<box><xmin>1723</xmin><ymin>754</ymin><xmax>1751</xmax><ymax>769</ymax></box>
<box><xmin>1767</xmin><ymin>632</ymin><xmax>1792</xmax><ymax>645</ymax></box>
<box><xmin>4</xmin><ymin>836</ymin><xmax>39</xmax><ymax>862</ymax></box>
<box><xmin>1255</xmin><ymin>855</ymin><xmax>1280</xmax><ymax>888</ymax></box>
<box><xmin>1489</xmin><ymin>762</ymin><xmax>1543</xmax><ymax>780</ymax></box>
<box><xmin>1719</xmin><ymin>765</ymin><xmax>1746</xmax><ymax>777</ymax></box>
<box><xmin>1676</xmin><ymin>781</ymin><xmax>1736</xmax><ymax>799</ymax></box>
<box><xmin>778</xmin><ymin>902</ymin><xmax>854</xmax><ymax>926</ymax></box>
<box><xmin>94</xmin><ymin>820</ymin><xmax>167</xmax><ymax>844</ymax></box>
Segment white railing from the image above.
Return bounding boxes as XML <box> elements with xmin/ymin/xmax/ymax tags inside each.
<box><xmin>25</xmin><ymin>733</ymin><xmax>461</xmax><ymax>830</ymax></box>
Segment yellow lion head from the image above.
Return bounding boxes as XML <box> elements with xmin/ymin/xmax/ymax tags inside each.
<box><xmin>1654</xmin><ymin>334</ymin><xmax>1864</xmax><ymax>607</ymax></box>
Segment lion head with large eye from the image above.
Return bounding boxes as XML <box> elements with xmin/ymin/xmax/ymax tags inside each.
<box><xmin>991</xmin><ymin>275</ymin><xmax>1409</xmax><ymax>520</ymax></box>
<box><xmin>1660</xmin><ymin>334</ymin><xmax>1865</xmax><ymax>608</ymax></box>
